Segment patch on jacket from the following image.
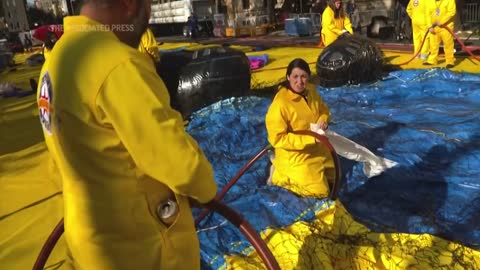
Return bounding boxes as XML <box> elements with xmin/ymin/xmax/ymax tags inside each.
<box><xmin>38</xmin><ymin>72</ymin><xmax>53</xmax><ymax>135</ymax></box>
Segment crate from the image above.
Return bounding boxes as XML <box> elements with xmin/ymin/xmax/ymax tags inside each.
<box><xmin>225</xmin><ymin>27</ymin><xmax>235</xmax><ymax>37</ymax></box>
<box><xmin>297</xmin><ymin>17</ymin><xmax>313</xmax><ymax>36</ymax></box>
<box><xmin>251</xmin><ymin>25</ymin><xmax>267</xmax><ymax>36</ymax></box>
<box><xmin>285</xmin><ymin>18</ymin><xmax>298</xmax><ymax>36</ymax></box>
<box><xmin>237</xmin><ymin>27</ymin><xmax>252</xmax><ymax>36</ymax></box>
<box><xmin>285</xmin><ymin>18</ymin><xmax>313</xmax><ymax>36</ymax></box>
<box><xmin>225</xmin><ymin>27</ymin><xmax>251</xmax><ymax>37</ymax></box>
<box><xmin>248</xmin><ymin>15</ymin><xmax>269</xmax><ymax>26</ymax></box>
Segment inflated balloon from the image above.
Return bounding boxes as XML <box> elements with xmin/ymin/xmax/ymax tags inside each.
<box><xmin>176</xmin><ymin>47</ymin><xmax>251</xmax><ymax>119</ymax></box>
<box><xmin>156</xmin><ymin>50</ymin><xmax>195</xmax><ymax>112</ymax></box>
<box><xmin>316</xmin><ymin>34</ymin><xmax>384</xmax><ymax>87</ymax></box>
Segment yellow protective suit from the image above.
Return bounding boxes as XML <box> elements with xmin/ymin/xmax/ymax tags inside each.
<box><xmin>37</xmin><ymin>16</ymin><xmax>217</xmax><ymax>270</ymax></box>
<box><xmin>321</xmin><ymin>6</ymin><xmax>353</xmax><ymax>47</ymax></box>
<box><xmin>265</xmin><ymin>84</ymin><xmax>334</xmax><ymax>198</ymax></box>
<box><xmin>425</xmin><ymin>0</ymin><xmax>456</xmax><ymax>66</ymax></box>
<box><xmin>406</xmin><ymin>0</ymin><xmax>430</xmax><ymax>59</ymax></box>
<box><xmin>138</xmin><ymin>28</ymin><xmax>160</xmax><ymax>63</ymax></box>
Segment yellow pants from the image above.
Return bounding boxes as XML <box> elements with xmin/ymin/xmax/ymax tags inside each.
<box><xmin>426</xmin><ymin>28</ymin><xmax>455</xmax><ymax>66</ymax></box>
<box><xmin>271</xmin><ymin>146</ymin><xmax>335</xmax><ymax>198</ymax></box>
<box><xmin>411</xmin><ymin>23</ymin><xmax>430</xmax><ymax>58</ymax></box>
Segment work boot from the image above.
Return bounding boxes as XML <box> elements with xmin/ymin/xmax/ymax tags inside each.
<box><xmin>419</xmin><ymin>54</ymin><xmax>428</xmax><ymax>60</ymax></box>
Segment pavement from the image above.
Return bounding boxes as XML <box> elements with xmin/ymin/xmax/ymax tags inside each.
<box><xmin>157</xmin><ymin>28</ymin><xmax>480</xmax><ymax>53</ymax></box>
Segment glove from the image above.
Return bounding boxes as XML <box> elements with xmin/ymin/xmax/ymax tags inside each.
<box><xmin>339</xmin><ymin>30</ymin><xmax>351</xmax><ymax>39</ymax></box>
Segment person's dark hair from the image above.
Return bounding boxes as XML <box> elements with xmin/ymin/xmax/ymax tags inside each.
<box><xmin>280</xmin><ymin>58</ymin><xmax>311</xmax><ymax>89</ymax></box>
<box><xmin>328</xmin><ymin>0</ymin><xmax>345</xmax><ymax>19</ymax></box>
<box><xmin>286</xmin><ymin>58</ymin><xmax>311</xmax><ymax>77</ymax></box>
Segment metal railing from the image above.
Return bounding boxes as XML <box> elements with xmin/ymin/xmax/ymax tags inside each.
<box><xmin>464</xmin><ymin>3</ymin><xmax>480</xmax><ymax>24</ymax></box>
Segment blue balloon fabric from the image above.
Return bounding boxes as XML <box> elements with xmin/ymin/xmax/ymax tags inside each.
<box><xmin>186</xmin><ymin>69</ymin><xmax>480</xmax><ymax>269</ymax></box>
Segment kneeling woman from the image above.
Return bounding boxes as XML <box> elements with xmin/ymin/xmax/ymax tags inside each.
<box><xmin>265</xmin><ymin>58</ymin><xmax>334</xmax><ymax>198</ymax></box>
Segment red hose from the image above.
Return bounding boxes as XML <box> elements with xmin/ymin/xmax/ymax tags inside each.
<box><xmin>291</xmin><ymin>130</ymin><xmax>343</xmax><ymax>200</ymax></box>
<box><xmin>32</xmin><ymin>218</ymin><xmax>64</xmax><ymax>270</ymax></box>
<box><xmin>196</xmin><ymin>129</ymin><xmax>343</xmax><ymax>226</ymax></box>
<box><xmin>195</xmin><ymin>145</ymin><xmax>271</xmax><ymax>226</ymax></box>
<box><xmin>203</xmin><ymin>200</ymin><xmax>281</xmax><ymax>270</ymax></box>
<box><xmin>33</xmin><ymin>200</ymin><xmax>281</xmax><ymax>270</ymax></box>
<box><xmin>440</xmin><ymin>25</ymin><xmax>480</xmax><ymax>62</ymax></box>
<box><xmin>397</xmin><ymin>24</ymin><xmax>480</xmax><ymax>66</ymax></box>
<box><xmin>396</xmin><ymin>29</ymin><xmax>430</xmax><ymax>66</ymax></box>
<box><xmin>35</xmin><ymin>135</ymin><xmax>341</xmax><ymax>270</ymax></box>
<box><xmin>254</xmin><ymin>26</ymin><xmax>479</xmax><ymax>74</ymax></box>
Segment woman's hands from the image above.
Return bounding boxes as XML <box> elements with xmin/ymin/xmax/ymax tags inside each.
<box><xmin>317</xmin><ymin>120</ymin><xmax>328</xmax><ymax>131</ymax></box>
<box><xmin>311</xmin><ymin>120</ymin><xmax>328</xmax><ymax>143</ymax></box>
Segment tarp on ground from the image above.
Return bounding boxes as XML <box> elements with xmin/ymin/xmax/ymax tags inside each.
<box><xmin>188</xmin><ymin>69</ymin><xmax>480</xmax><ymax>269</ymax></box>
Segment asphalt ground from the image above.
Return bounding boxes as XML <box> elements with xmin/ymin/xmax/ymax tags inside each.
<box><xmin>156</xmin><ymin>28</ymin><xmax>480</xmax><ymax>53</ymax></box>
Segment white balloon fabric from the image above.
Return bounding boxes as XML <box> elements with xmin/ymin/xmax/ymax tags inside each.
<box><xmin>310</xmin><ymin>123</ymin><xmax>398</xmax><ymax>178</ymax></box>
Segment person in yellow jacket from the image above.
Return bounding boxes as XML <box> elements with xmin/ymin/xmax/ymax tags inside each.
<box><xmin>424</xmin><ymin>0</ymin><xmax>456</xmax><ymax>68</ymax></box>
<box><xmin>36</xmin><ymin>0</ymin><xmax>217</xmax><ymax>269</ymax></box>
<box><xmin>321</xmin><ymin>0</ymin><xmax>353</xmax><ymax>47</ymax></box>
<box><xmin>407</xmin><ymin>0</ymin><xmax>430</xmax><ymax>59</ymax></box>
<box><xmin>265</xmin><ymin>58</ymin><xmax>335</xmax><ymax>198</ymax></box>
<box><xmin>138</xmin><ymin>27</ymin><xmax>160</xmax><ymax>63</ymax></box>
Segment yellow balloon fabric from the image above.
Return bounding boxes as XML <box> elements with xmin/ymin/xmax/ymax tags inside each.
<box><xmin>225</xmin><ymin>201</ymin><xmax>480</xmax><ymax>269</ymax></box>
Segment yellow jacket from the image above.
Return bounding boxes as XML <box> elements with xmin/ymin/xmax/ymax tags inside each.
<box><xmin>321</xmin><ymin>6</ymin><xmax>353</xmax><ymax>46</ymax></box>
<box><xmin>138</xmin><ymin>28</ymin><xmax>160</xmax><ymax>63</ymax></box>
<box><xmin>407</xmin><ymin>0</ymin><xmax>429</xmax><ymax>26</ymax></box>
<box><xmin>37</xmin><ymin>16</ymin><xmax>217</xmax><ymax>270</ymax></box>
<box><xmin>265</xmin><ymin>84</ymin><xmax>334</xmax><ymax>197</ymax></box>
<box><xmin>426</xmin><ymin>0</ymin><xmax>456</xmax><ymax>30</ymax></box>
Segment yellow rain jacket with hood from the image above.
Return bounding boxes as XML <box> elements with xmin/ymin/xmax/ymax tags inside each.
<box><xmin>321</xmin><ymin>0</ymin><xmax>353</xmax><ymax>46</ymax></box>
<box><xmin>138</xmin><ymin>28</ymin><xmax>160</xmax><ymax>63</ymax></box>
<box><xmin>425</xmin><ymin>0</ymin><xmax>456</xmax><ymax>66</ymax></box>
<box><xmin>37</xmin><ymin>16</ymin><xmax>217</xmax><ymax>270</ymax></box>
<box><xmin>265</xmin><ymin>84</ymin><xmax>335</xmax><ymax>198</ymax></box>
<box><xmin>407</xmin><ymin>0</ymin><xmax>430</xmax><ymax>59</ymax></box>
